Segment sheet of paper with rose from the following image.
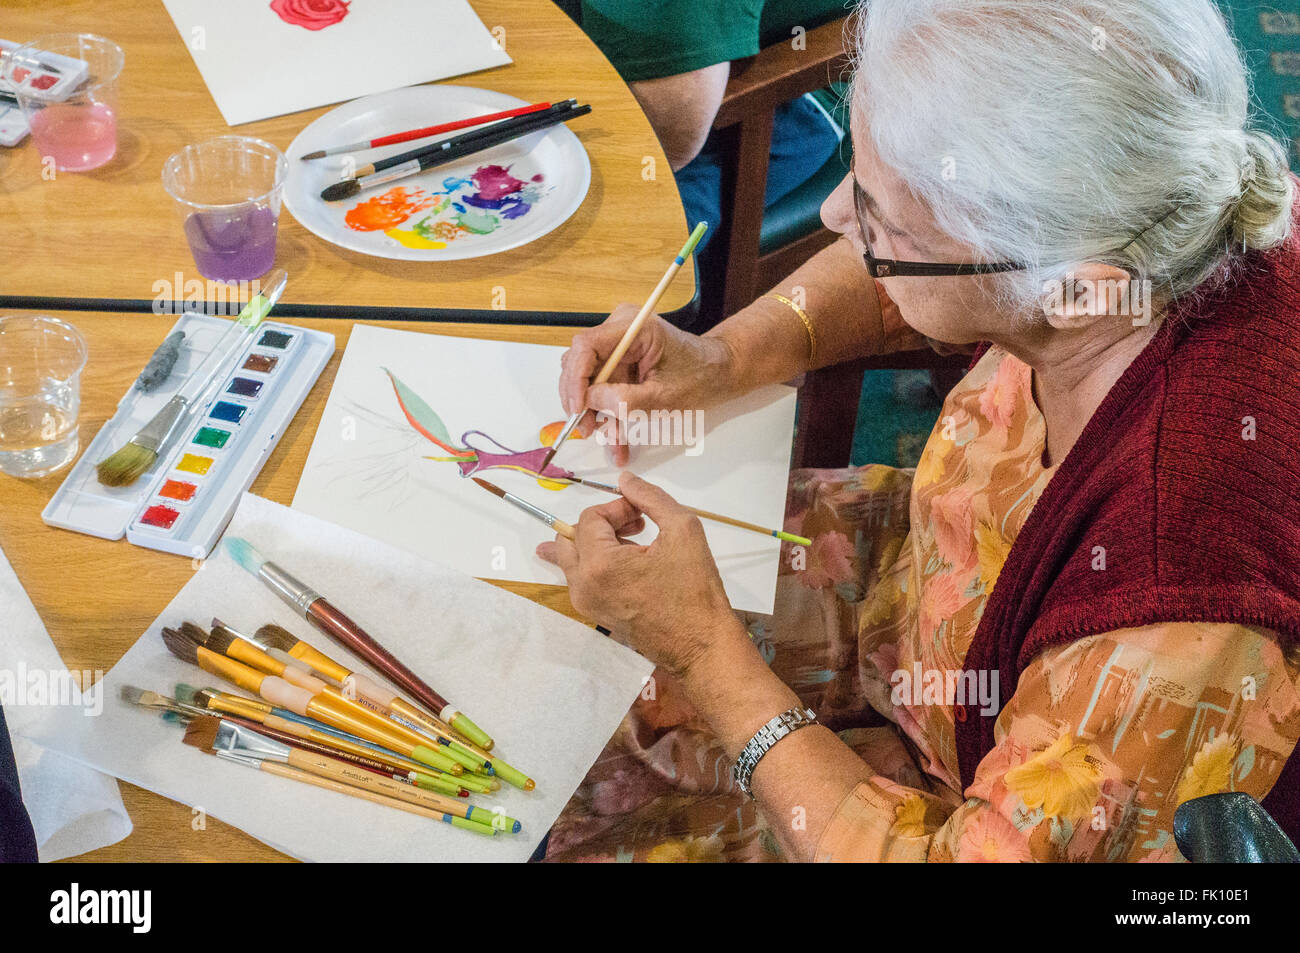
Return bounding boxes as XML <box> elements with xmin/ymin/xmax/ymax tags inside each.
<box><xmin>162</xmin><ymin>0</ymin><xmax>512</xmax><ymax>125</ymax></box>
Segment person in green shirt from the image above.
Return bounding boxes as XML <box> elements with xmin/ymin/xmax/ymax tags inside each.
<box><xmin>565</xmin><ymin>0</ymin><xmax>849</xmax><ymax>328</ymax></box>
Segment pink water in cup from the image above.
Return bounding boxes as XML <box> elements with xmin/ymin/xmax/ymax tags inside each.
<box><xmin>3</xmin><ymin>33</ymin><xmax>124</xmax><ymax>172</ymax></box>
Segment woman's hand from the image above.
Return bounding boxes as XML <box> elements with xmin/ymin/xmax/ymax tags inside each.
<box><xmin>559</xmin><ymin>306</ymin><xmax>737</xmax><ymax>466</ymax></box>
<box><xmin>536</xmin><ymin>472</ymin><xmax>737</xmax><ymax>679</ymax></box>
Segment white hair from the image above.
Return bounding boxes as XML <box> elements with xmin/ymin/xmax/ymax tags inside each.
<box><xmin>851</xmin><ymin>0</ymin><xmax>1295</xmax><ymax>312</ymax></box>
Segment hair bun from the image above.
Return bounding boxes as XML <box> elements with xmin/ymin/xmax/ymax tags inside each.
<box><xmin>1233</xmin><ymin>131</ymin><xmax>1295</xmax><ymax>251</ymax></box>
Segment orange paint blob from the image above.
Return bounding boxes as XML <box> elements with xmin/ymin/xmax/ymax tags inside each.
<box><xmin>344</xmin><ymin>187</ymin><xmax>434</xmax><ymax>232</ymax></box>
<box><xmin>539</xmin><ymin>420</ymin><xmax>586</xmax><ymax>446</ymax></box>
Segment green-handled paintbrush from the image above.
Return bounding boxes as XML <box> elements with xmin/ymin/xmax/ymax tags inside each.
<box><xmin>95</xmin><ymin>269</ymin><xmax>288</xmax><ymax>487</ymax></box>
<box><xmin>538</xmin><ymin>222</ymin><xmax>708</xmax><ymax>475</ymax></box>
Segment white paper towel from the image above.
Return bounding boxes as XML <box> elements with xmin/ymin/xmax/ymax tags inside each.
<box><xmin>0</xmin><ymin>544</ymin><xmax>132</xmax><ymax>861</ymax></box>
<box><xmin>27</xmin><ymin>493</ymin><xmax>654</xmax><ymax>862</ymax></box>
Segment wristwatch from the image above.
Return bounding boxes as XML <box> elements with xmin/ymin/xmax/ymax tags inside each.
<box><xmin>732</xmin><ymin>706</ymin><xmax>818</xmax><ymax>798</ymax></box>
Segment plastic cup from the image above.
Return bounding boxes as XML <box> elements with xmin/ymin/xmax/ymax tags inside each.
<box><xmin>3</xmin><ymin>33</ymin><xmax>124</xmax><ymax>172</ymax></box>
<box><xmin>162</xmin><ymin>136</ymin><xmax>288</xmax><ymax>282</ymax></box>
<box><xmin>0</xmin><ymin>316</ymin><xmax>88</xmax><ymax>479</ymax></box>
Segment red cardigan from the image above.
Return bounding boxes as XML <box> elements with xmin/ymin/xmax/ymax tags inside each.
<box><xmin>956</xmin><ymin>196</ymin><xmax>1300</xmax><ymax>841</ymax></box>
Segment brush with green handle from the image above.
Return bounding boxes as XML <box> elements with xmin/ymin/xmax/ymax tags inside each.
<box><xmin>95</xmin><ymin>269</ymin><xmax>288</xmax><ymax>487</ymax></box>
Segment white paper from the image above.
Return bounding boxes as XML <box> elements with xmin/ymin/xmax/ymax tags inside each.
<box><xmin>25</xmin><ymin>493</ymin><xmax>653</xmax><ymax>862</ymax></box>
<box><xmin>291</xmin><ymin>325</ymin><xmax>797</xmax><ymax>614</ymax></box>
<box><xmin>0</xmin><ymin>546</ymin><xmax>132</xmax><ymax>862</ymax></box>
<box><xmin>162</xmin><ymin>0</ymin><xmax>513</xmax><ymax>125</ymax></box>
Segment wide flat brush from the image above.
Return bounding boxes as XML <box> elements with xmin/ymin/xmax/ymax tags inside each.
<box><xmin>182</xmin><ymin>720</ymin><xmax>499</xmax><ymax>836</ymax></box>
<box><xmin>183</xmin><ymin>717</ymin><xmax>513</xmax><ymax>833</ymax></box>
<box><xmin>178</xmin><ymin>685</ymin><xmax>489</xmax><ymax>796</ymax></box>
<box><xmin>95</xmin><ymin>269</ymin><xmax>287</xmax><ymax>487</ymax></box>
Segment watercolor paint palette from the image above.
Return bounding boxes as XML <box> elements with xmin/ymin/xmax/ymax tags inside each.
<box><xmin>284</xmin><ymin>86</ymin><xmax>591</xmax><ymax>262</ymax></box>
<box><xmin>0</xmin><ymin>39</ymin><xmax>90</xmax><ymax>147</ymax></box>
<box><xmin>43</xmin><ymin>314</ymin><xmax>334</xmax><ymax>558</ymax></box>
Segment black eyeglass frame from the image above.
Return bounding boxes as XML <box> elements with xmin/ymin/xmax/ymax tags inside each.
<box><xmin>852</xmin><ymin>176</ymin><xmax>1026</xmax><ymax>278</ymax></box>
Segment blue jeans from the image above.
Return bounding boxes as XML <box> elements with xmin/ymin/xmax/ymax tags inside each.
<box><xmin>672</xmin><ymin>93</ymin><xmax>841</xmax><ymax>329</ymax></box>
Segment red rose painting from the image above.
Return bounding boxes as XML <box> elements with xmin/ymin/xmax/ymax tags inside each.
<box><xmin>270</xmin><ymin>0</ymin><xmax>351</xmax><ymax>31</ymax></box>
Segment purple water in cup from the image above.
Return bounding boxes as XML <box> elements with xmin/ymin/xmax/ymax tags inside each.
<box><xmin>163</xmin><ymin>136</ymin><xmax>287</xmax><ymax>282</ymax></box>
<box><xmin>184</xmin><ymin>205</ymin><xmax>279</xmax><ymax>282</ymax></box>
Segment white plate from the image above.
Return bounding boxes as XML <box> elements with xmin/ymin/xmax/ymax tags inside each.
<box><xmin>283</xmin><ymin>86</ymin><xmax>591</xmax><ymax>262</ymax></box>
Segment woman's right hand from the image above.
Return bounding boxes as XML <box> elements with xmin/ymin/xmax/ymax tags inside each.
<box><xmin>559</xmin><ymin>304</ymin><xmax>738</xmax><ymax>466</ymax></box>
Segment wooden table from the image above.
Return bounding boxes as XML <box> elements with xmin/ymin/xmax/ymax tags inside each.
<box><xmin>0</xmin><ymin>308</ymin><xmax>584</xmax><ymax>861</ymax></box>
<box><xmin>0</xmin><ymin>0</ymin><xmax>695</xmax><ymax>321</ymax></box>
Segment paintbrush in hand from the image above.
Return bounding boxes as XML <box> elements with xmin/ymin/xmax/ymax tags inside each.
<box><xmin>472</xmin><ymin>477</ymin><xmax>576</xmax><ymax>539</ymax></box>
<box><xmin>538</xmin><ymin>222</ymin><xmax>708</xmax><ymax>474</ymax></box>
<box><xmin>95</xmin><ymin>269</ymin><xmax>287</xmax><ymax>486</ymax></box>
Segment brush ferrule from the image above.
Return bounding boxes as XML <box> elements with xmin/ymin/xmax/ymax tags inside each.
<box><xmin>216</xmin><ymin>719</ymin><xmax>292</xmax><ymax>763</ymax></box>
<box><xmin>213</xmin><ymin>750</ymin><xmax>263</xmax><ymax>769</ymax></box>
<box><xmin>503</xmin><ymin>492</ymin><xmax>557</xmax><ymax>529</ymax></box>
<box><xmin>259</xmin><ymin>562</ymin><xmax>321</xmax><ymax>616</ymax></box>
<box><xmin>131</xmin><ymin>394</ymin><xmax>191</xmax><ymax>453</ymax></box>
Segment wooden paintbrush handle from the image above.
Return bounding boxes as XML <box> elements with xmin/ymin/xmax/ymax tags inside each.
<box><xmin>258</xmin><ymin>762</ymin><xmax>477</xmax><ymax>828</ymax></box>
<box><xmin>285</xmin><ymin>749</ymin><xmax>466</xmax><ymax>815</ymax></box>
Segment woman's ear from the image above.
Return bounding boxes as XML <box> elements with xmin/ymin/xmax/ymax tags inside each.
<box><xmin>1039</xmin><ymin>262</ymin><xmax>1140</xmax><ymax>330</ymax></box>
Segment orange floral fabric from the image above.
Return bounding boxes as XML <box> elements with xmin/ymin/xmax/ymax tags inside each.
<box><xmin>543</xmin><ymin>345</ymin><xmax>1300</xmax><ymax>862</ymax></box>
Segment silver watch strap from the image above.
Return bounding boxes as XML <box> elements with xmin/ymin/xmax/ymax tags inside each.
<box><xmin>731</xmin><ymin>706</ymin><xmax>817</xmax><ymax>797</ymax></box>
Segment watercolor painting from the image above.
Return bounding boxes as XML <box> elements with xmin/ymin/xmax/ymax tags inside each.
<box><xmin>270</xmin><ymin>0</ymin><xmax>351</xmax><ymax>30</ymax></box>
<box><xmin>343</xmin><ymin>165</ymin><xmax>551</xmax><ymax>249</ymax></box>
<box><xmin>384</xmin><ymin>368</ymin><xmax>581</xmax><ymax>490</ymax></box>
<box><xmin>293</xmin><ymin>326</ymin><xmax>796</xmax><ymax>614</ymax></box>
<box><xmin>162</xmin><ymin>0</ymin><xmax>511</xmax><ymax>125</ymax></box>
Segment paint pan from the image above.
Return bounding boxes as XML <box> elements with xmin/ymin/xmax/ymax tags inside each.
<box><xmin>42</xmin><ymin>313</ymin><xmax>333</xmax><ymax>557</ymax></box>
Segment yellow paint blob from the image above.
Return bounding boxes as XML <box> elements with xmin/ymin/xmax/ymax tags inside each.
<box><xmin>385</xmin><ymin>227</ymin><xmax>447</xmax><ymax>249</ymax></box>
<box><xmin>177</xmin><ymin>453</ymin><xmax>213</xmax><ymax>475</ymax></box>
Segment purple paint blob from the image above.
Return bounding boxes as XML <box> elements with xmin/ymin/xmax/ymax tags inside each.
<box><xmin>454</xmin><ymin>430</ymin><xmax>574</xmax><ymax>481</ymax></box>
<box><xmin>471</xmin><ymin>164</ymin><xmax>527</xmax><ymax>201</ymax></box>
<box><xmin>183</xmin><ymin>204</ymin><xmax>279</xmax><ymax>281</ymax></box>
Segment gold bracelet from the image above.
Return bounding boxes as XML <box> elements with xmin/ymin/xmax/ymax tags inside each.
<box><xmin>768</xmin><ymin>293</ymin><xmax>816</xmax><ymax>366</ymax></box>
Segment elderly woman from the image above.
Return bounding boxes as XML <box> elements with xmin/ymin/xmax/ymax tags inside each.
<box><xmin>538</xmin><ymin>0</ymin><xmax>1299</xmax><ymax>862</ymax></box>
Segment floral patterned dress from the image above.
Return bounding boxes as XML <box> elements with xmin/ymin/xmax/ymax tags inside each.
<box><xmin>543</xmin><ymin>345</ymin><xmax>1300</xmax><ymax>862</ymax></box>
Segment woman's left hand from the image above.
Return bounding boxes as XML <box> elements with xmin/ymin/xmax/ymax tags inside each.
<box><xmin>536</xmin><ymin>472</ymin><xmax>738</xmax><ymax>678</ymax></box>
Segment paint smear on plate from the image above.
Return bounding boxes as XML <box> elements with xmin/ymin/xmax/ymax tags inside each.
<box><xmin>345</xmin><ymin>186</ymin><xmax>434</xmax><ymax>232</ymax></box>
<box><xmin>353</xmin><ymin>165</ymin><xmax>552</xmax><ymax>248</ymax></box>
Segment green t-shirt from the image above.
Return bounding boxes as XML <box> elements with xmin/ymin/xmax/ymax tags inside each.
<box><xmin>579</xmin><ymin>0</ymin><xmax>848</xmax><ymax>82</ymax></box>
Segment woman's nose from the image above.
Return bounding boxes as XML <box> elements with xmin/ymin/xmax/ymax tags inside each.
<box><xmin>821</xmin><ymin>172</ymin><xmax>856</xmax><ymax>238</ymax></box>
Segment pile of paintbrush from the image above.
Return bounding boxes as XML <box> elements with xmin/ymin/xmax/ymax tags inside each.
<box><xmin>124</xmin><ymin>613</ymin><xmax>532</xmax><ymax>839</ymax></box>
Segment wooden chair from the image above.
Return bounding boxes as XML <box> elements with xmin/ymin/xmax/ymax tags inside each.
<box><xmin>708</xmin><ymin>17</ymin><xmax>853</xmax><ymax>321</ymax></box>
<box><xmin>791</xmin><ymin>351</ymin><xmax>969</xmax><ymax>470</ymax></box>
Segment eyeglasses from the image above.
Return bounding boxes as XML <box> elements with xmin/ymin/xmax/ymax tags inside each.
<box><xmin>852</xmin><ymin>175</ymin><xmax>1026</xmax><ymax>279</ymax></box>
